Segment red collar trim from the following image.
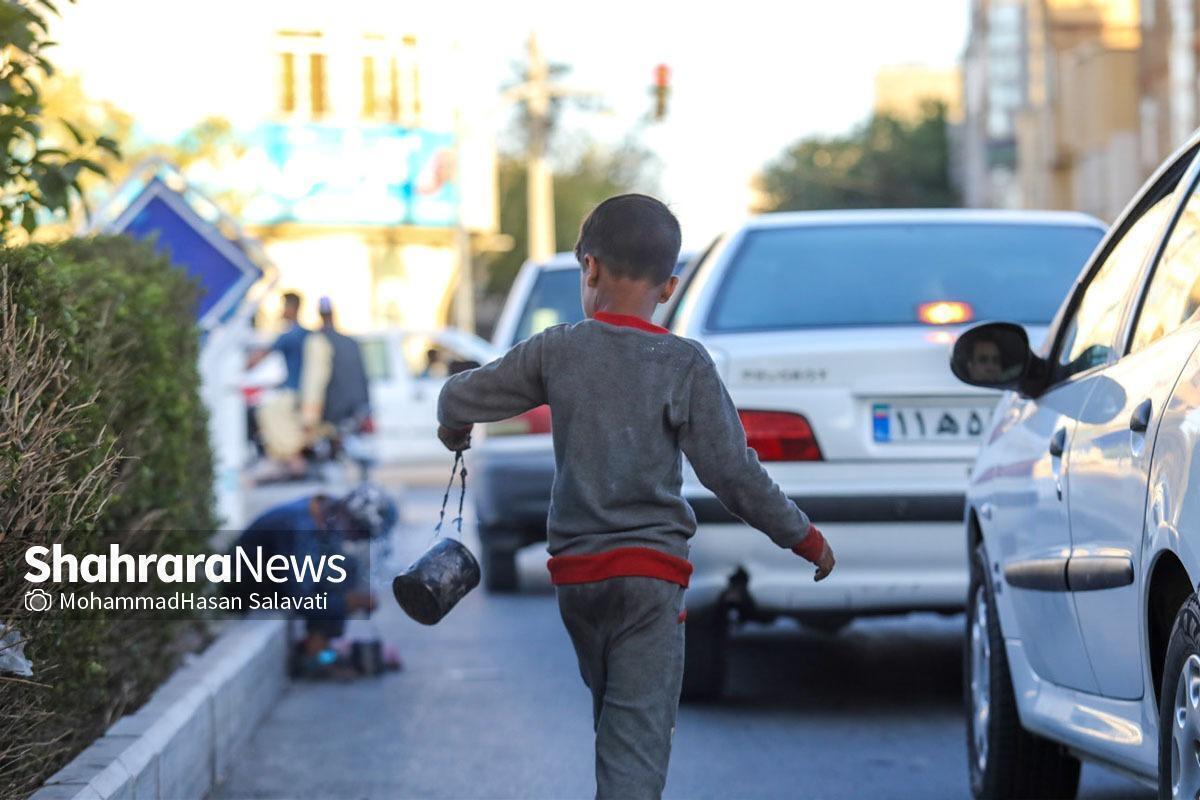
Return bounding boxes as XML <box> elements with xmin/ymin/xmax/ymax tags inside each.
<box><xmin>593</xmin><ymin>311</ymin><xmax>669</xmax><ymax>335</ymax></box>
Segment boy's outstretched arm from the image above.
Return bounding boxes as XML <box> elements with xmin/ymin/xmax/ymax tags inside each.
<box><xmin>436</xmin><ymin>332</ymin><xmax>549</xmax><ymax>450</ymax></box>
<box><xmin>678</xmin><ymin>354</ymin><xmax>834</xmax><ymax>580</ymax></box>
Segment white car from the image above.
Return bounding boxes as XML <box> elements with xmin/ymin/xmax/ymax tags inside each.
<box><xmin>358</xmin><ymin>328</ymin><xmax>496</xmax><ymax>465</ymax></box>
<box><xmin>666</xmin><ymin>209</ymin><xmax>1106</xmax><ymax>698</ymax></box>
<box><xmin>955</xmin><ymin>133</ymin><xmax>1200</xmax><ymax>798</ymax></box>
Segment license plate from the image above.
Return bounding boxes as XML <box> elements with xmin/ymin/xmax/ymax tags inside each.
<box><xmin>872</xmin><ymin>403</ymin><xmax>992</xmax><ymax>443</ymax></box>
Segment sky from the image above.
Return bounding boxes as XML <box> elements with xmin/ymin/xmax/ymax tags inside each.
<box><xmin>51</xmin><ymin>0</ymin><xmax>970</xmax><ymax>248</ymax></box>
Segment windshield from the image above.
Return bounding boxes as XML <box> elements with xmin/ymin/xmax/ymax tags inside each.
<box><xmin>512</xmin><ymin>267</ymin><xmax>583</xmax><ymax>344</ymax></box>
<box><xmin>708</xmin><ymin>223</ymin><xmax>1104</xmax><ymax>332</ymax></box>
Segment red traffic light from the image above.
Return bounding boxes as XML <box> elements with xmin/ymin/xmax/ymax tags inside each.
<box><xmin>654</xmin><ymin>63</ymin><xmax>670</xmax><ymax>89</ymax></box>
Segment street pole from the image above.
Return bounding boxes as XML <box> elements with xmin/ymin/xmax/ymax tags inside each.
<box><xmin>453</xmin><ymin>225</ymin><xmax>474</xmax><ymax>333</ymax></box>
<box><xmin>525</xmin><ymin>32</ymin><xmax>556</xmax><ymax>262</ymax></box>
<box><xmin>452</xmin><ymin>100</ymin><xmax>475</xmax><ymax>334</ymax></box>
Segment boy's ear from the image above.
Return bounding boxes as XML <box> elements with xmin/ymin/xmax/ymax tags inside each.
<box><xmin>583</xmin><ymin>254</ymin><xmax>601</xmax><ymax>287</ymax></box>
<box><xmin>658</xmin><ymin>274</ymin><xmax>680</xmax><ymax>304</ymax></box>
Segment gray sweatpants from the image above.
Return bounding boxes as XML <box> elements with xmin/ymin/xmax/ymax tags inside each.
<box><xmin>556</xmin><ymin>576</ymin><xmax>686</xmax><ymax>800</ymax></box>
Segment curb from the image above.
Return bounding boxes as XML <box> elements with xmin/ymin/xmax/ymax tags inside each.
<box><xmin>31</xmin><ymin>617</ymin><xmax>288</xmax><ymax>800</ymax></box>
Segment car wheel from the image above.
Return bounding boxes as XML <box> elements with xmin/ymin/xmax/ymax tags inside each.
<box><xmin>481</xmin><ymin>539</ymin><xmax>519</xmax><ymax>593</ymax></box>
<box><xmin>1157</xmin><ymin>592</ymin><xmax>1200</xmax><ymax>800</ymax></box>
<box><xmin>681</xmin><ymin>603</ymin><xmax>728</xmax><ymax>702</ymax></box>
<box><xmin>966</xmin><ymin>543</ymin><xmax>1080</xmax><ymax>800</ymax></box>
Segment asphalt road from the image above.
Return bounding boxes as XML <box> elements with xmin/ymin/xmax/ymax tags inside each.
<box><xmin>216</xmin><ymin>484</ymin><xmax>1154</xmax><ymax>800</ymax></box>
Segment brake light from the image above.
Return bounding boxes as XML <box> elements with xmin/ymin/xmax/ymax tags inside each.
<box><xmin>738</xmin><ymin>410</ymin><xmax>822</xmax><ymax>461</ymax></box>
<box><xmin>918</xmin><ymin>300</ymin><xmax>973</xmax><ymax>325</ymax></box>
<box><xmin>486</xmin><ymin>405</ymin><xmax>552</xmax><ymax>436</ymax></box>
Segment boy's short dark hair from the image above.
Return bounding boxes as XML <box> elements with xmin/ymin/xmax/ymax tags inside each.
<box><xmin>574</xmin><ymin>194</ymin><xmax>681</xmax><ymax>284</ymax></box>
<box><xmin>282</xmin><ymin>291</ymin><xmax>302</xmax><ymax>309</ymax></box>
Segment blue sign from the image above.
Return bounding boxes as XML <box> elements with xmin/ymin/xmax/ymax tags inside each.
<box><xmin>234</xmin><ymin>123</ymin><xmax>459</xmax><ymax>227</ymax></box>
<box><xmin>107</xmin><ymin>176</ymin><xmax>264</xmax><ymax>328</ymax></box>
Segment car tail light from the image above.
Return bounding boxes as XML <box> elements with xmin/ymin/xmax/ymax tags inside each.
<box><xmin>486</xmin><ymin>405</ymin><xmax>552</xmax><ymax>437</ymax></box>
<box><xmin>737</xmin><ymin>410</ymin><xmax>822</xmax><ymax>461</ymax></box>
<box><xmin>917</xmin><ymin>300</ymin><xmax>974</xmax><ymax>325</ymax></box>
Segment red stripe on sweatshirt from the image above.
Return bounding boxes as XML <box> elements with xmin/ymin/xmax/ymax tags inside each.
<box><xmin>547</xmin><ymin>547</ymin><xmax>693</xmax><ymax>587</ymax></box>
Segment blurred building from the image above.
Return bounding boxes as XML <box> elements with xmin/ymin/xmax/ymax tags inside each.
<box><xmin>1016</xmin><ymin>0</ymin><xmax>1140</xmax><ymax>221</ymax></box>
<box><xmin>961</xmin><ymin>0</ymin><xmax>1029</xmax><ymax>209</ymax></box>
<box><xmin>54</xmin><ymin>1</ymin><xmax>501</xmax><ymax>334</ymax></box>
<box><xmin>873</xmin><ymin>65</ymin><xmax>963</xmax><ymax>123</ymax></box>
<box><xmin>958</xmin><ymin>1</ymin><xmax>1196</xmax><ymax>221</ymax></box>
<box><xmin>1139</xmin><ymin>0</ymin><xmax>1200</xmax><ymax>172</ymax></box>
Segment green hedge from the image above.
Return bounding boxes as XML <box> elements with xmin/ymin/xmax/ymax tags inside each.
<box><xmin>0</xmin><ymin>235</ymin><xmax>217</xmax><ymax>797</ymax></box>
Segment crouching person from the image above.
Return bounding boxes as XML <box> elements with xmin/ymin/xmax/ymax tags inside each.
<box><xmin>231</xmin><ymin>484</ymin><xmax>397</xmax><ymax>678</ymax></box>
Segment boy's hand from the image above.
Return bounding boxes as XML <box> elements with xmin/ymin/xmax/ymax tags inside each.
<box><xmin>438</xmin><ymin>423</ymin><xmax>473</xmax><ymax>452</ymax></box>
<box><xmin>813</xmin><ymin>541</ymin><xmax>836</xmax><ymax>582</ymax></box>
<box><xmin>792</xmin><ymin>525</ymin><xmax>835</xmax><ymax>582</ymax></box>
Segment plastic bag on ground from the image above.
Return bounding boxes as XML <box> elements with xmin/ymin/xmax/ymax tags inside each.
<box><xmin>0</xmin><ymin>628</ymin><xmax>33</xmax><ymax>677</ymax></box>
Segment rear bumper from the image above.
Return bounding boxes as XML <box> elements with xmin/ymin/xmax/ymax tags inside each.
<box><xmin>472</xmin><ymin>441</ymin><xmax>555</xmax><ymax>545</ymax></box>
<box><xmin>689</xmin><ymin>493</ymin><xmax>965</xmax><ymax>524</ymax></box>
<box><xmin>685</xmin><ymin>511</ymin><xmax>967</xmax><ymax>615</ymax></box>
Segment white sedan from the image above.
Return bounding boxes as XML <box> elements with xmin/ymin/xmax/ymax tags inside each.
<box><xmin>666</xmin><ymin>208</ymin><xmax>1106</xmax><ymax>699</ymax></box>
<box><xmin>358</xmin><ymin>328</ymin><xmax>496</xmax><ymax>465</ymax></box>
<box><xmin>954</xmin><ymin>130</ymin><xmax>1200</xmax><ymax>798</ymax></box>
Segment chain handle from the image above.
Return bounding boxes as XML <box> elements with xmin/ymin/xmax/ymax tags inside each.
<box><xmin>433</xmin><ymin>451</ymin><xmax>468</xmax><ymax>541</ymax></box>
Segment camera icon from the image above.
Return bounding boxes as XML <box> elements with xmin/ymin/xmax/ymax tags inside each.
<box><xmin>24</xmin><ymin>588</ymin><xmax>53</xmax><ymax>612</ymax></box>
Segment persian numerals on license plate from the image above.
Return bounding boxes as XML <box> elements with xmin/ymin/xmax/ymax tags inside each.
<box><xmin>872</xmin><ymin>403</ymin><xmax>992</xmax><ymax>443</ymax></box>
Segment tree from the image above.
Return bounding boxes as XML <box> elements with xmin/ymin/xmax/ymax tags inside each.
<box><xmin>755</xmin><ymin>100</ymin><xmax>959</xmax><ymax>213</ymax></box>
<box><xmin>36</xmin><ymin>73</ymin><xmax>247</xmax><ymax>231</ymax></box>
<box><xmin>0</xmin><ymin>0</ymin><xmax>117</xmax><ymax>239</ymax></box>
<box><xmin>484</xmin><ymin>139</ymin><xmax>659</xmax><ymax>296</ymax></box>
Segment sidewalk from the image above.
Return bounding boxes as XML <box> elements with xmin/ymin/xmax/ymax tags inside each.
<box><xmin>213</xmin><ymin>483</ymin><xmax>595</xmax><ymax>799</ymax></box>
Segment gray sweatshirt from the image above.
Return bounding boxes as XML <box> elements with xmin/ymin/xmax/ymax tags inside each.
<box><xmin>437</xmin><ymin>314</ymin><xmax>813</xmax><ymax>562</ymax></box>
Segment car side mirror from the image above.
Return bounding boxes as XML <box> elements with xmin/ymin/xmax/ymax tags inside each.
<box><xmin>950</xmin><ymin>322</ymin><xmax>1033</xmax><ymax>391</ymax></box>
<box><xmin>447</xmin><ymin>359</ymin><xmax>480</xmax><ymax>375</ymax></box>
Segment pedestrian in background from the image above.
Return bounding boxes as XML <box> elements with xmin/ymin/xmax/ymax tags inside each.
<box><xmin>419</xmin><ymin>347</ymin><xmax>445</xmax><ymax>379</ymax></box>
<box><xmin>247</xmin><ymin>291</ymin><xmax>310</xmax><ymax>481</ymax></box>
<box><xmin>316</xmin><ymin>296</ymin><xmax>371</xmax><ymax>431</ymax></box>
<box><xmin>294</xmin><ymin>296</ymin><xmax>371</xmax><ymax>447</ymax></box>
<box><xmin>433</xmin><ymin>194</ymin><xmax>836</xmax><ymax>799</ymax></box>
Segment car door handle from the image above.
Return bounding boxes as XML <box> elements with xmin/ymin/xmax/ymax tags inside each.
<box><xmin>1066</xmin><ymin>555</ymin><xmax>1135</xmax><ymax>591</ymax></box>
<box><xmin>1129</xmin><ymin>399</ymin><xmax>1152</xmax><ymax>434</ymax></box>
<box><xmin>1004</xmin><ymin>557</ymin><xmax>1070</xmax><ymax>591</ymax></box>
<box><xmin>1049</xmin><ymin>427</ymin><xmax>1067</xmax><ymax>457</ymax></box>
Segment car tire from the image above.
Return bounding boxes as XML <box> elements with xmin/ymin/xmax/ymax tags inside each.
<box><xmin>681</xmin><ymin>603</ymin><xmax>728</xmax><ymax>702</ymax></box>
<box><xmin>481</xmin><ymin>539</ymin><xmax>519</xmax><ymax>593</ymax></box>
<box><xmin>966</xmin><ymin>543</ymin><xmax>1080</xmax><ymax>800</ymax></box>
<box><xmin>1157</xmin><ymin>592</ymin><xmax>1200</xmax><ymax>800</ymax></box>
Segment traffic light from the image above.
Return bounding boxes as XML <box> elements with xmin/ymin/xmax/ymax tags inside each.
<box><xmin>653</xmin><ymin>63</ymin><xmax>670</xmax><ymax>122</ymax></box>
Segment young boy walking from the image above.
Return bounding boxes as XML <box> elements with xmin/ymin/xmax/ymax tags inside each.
<box><xmin>436</xmin><ymin>194</ymin><xmax>835</xmax><ymax>799</ymax></box>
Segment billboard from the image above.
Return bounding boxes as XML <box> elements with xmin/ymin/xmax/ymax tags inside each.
<box><xmin>235</xmin><ymin>123</ymin><xmax>459</xmax><ymax>228</ymax></box>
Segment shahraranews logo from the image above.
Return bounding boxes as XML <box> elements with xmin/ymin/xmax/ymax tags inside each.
<box><xmin>25</xmin><ymin>543</ymin><xmax>348</xmax><ymax>584</ymax></box>
<box><xmin>20</xmin><ymin>543</ymin><xmax>348</xmax><ymax>613</ymax></box>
